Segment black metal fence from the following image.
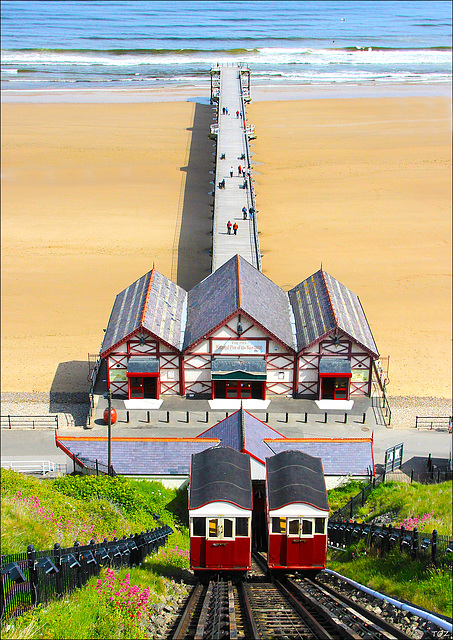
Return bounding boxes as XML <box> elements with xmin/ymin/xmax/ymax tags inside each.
<box><xmin>328</xmin><ymin>520</ymin><xmax>453</xmax><ymax>566</ymax></box>
<box><xmin>0</xmin><ymin>525</ymin><xmax>172</xmax><ymax>620</ymax></box>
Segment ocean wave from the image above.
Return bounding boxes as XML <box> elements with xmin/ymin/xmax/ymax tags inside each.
<box><xmin>1</xmin><ymin>46</ymin><xmax>451</xmax><ymax>68</ymax></box>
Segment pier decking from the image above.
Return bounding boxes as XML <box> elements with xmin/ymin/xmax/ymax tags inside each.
<box><xmin>211</xmin><ymin>65</ymin><xmax>261</xmax><ymax>272</ymax></box>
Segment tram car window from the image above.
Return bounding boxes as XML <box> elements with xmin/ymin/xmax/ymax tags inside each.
<box><xmin>189</xmin><ymin>447</ymin><xmax>253</xmax><ymax>583</ymax></box>
<box><xmin>265</xmin><ymin>450</ymin><xmax>329</xmax><ymax>575</ymax></box>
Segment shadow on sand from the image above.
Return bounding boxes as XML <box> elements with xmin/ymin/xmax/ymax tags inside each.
<box><xmin>175</xmin><ymin>100</ymin><xmax>217</xmax><ymax>291</ymax></box>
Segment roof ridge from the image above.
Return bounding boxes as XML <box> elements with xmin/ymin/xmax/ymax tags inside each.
<box><xmin>320</xmin><ymin>268</ymin><xmax>338</xmax><ymax>327</ymax></box>
<box><xmin>240</xmin><ymin>406</ymin><xmax>245</xmax><ymax>451</ymax></box>
<box><xmin>236</xmin><ymin>254</ymin><xmax>241</xmax><ymax>308</ymax></box>
<box><xmin>140</xmin><ymin>268</ymin><xmax>155</xmax><ymax>327</ymax></box>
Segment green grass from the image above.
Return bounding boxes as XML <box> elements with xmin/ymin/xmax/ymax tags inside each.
<box><xmin>0</xmin><ymin>470</ymin><xmax>190</xmax><ymax>555</ymax></box>
<box><xmin>1</xmin><ymin>566</ymin><xmax>178</xmax><ymax>639</ymax></box>
<box><xmin>1</xmin><ymin>470</ymin><xmax>191</xmax><ymax>637</ymax></box>
<box><xmin>356</xmin><ymin>481</ymin><xmax>453</xmax><ymax>535</ymax></box>
<box><xmin>327</xmin><ymin>480</ymin><xmax>453</xmax><ymax>618</ymax></box>
<box><xmin>327</xmin><ymin>479</ymin><xmax>368</xmax><ymax>515</ymax></box>
<box><xmin>328</xmin><ymin>546</ymin><xmax>452</xmax><ymax>618</ymax></box>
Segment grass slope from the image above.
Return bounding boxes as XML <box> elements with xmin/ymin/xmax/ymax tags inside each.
<box><xmin>327</xmin><ymin>480</ymin><xmax>453</xmax><ymax>617</ymax></box>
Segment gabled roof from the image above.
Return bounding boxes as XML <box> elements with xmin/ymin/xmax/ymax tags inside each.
<box><xmin>189</xmin><ymin>446</ymin><xmax>252</xmax><ymax>510</ymax></box>
<box><xmin>265</xmin><ymin>438</ymin><xmax>375</xmax><ymax>476</ymax></box>
<box><xmin>55</xmin><ymin>436</ymin><xmax>218</xmax><ymax>475</ymax></box>
<box><xmin>288</xmin><ymin>269</ymin><xmax>378</xmax><ymax>357</ymax></box>
<box><xmin>197</xmin><ymin>408</ymin><xmax>284</xmax><ymax>464</ymax></box>
<box><xmin>183</xmin><ymin>255</ymin><xmax>295</xmax><ymax>352</ymax></box>
<box><xmin>100</xmin><ymin>268</ymin><xmax>187</xmax><ymax>356</ymax></box>
<box><xmin>266</xmin><ymin>450</ymin><xmax>329</xmax><ymax>511</ymax></box>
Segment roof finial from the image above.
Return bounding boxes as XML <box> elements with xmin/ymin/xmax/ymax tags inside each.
<box><xmin>320</xmin><ymin>261</ymin><xmax>323</xmax><ymax>271</ymax></box>
<box><xmin>152</xmin><ymin>261</ymin><xmax>155</xmax><ymax>271</ymax></box>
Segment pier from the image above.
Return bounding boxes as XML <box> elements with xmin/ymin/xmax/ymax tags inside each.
<box><xmin>210</xmin><ymin>64</ymin><xmax>261</xmax><ymax>272</ymax></box>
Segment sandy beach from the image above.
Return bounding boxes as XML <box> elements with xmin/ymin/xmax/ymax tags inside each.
<box><xmin>1</xmin><ymin>87</ymin><xmax>451</xmax><ymax>399</ymax></box>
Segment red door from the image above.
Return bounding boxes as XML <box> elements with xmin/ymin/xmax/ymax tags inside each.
<box><xmin>205</xmin><ymin>518</ymin><xmax>235</xmax><ymax>569</ymax></box>
<box><xmin>285</xmin><ymin>518</ymin><xmax>315</xmax><ymax>569</ymax></box>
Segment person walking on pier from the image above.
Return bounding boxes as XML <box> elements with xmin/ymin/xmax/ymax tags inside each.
<box><xmin>249</xmin><ymin>207</ymin><xmax>255</xmax><ymax>220</ymax></box>
<box><xmin>236</xmin><ymin>110</ymin><xmax>239</xmax><ymax>118</ymax></box>
<box><xmin>230</xmin><ymin>166</ymin><xmax>234</xmax><ymax>177</ymax></box>
<box><xmin>233</xmin><ymin>222</ymin><xmax>238</xmax><ymax>235</ymax></box>
<box><xmin>238</xmin><ymin>165</ymin><xmax>242</xmax><ymax>176</ymax></box>
<box><xmin>227</xmin><ymin>220</ymin><xmax>232</xmax><ymax>234</ymax></box>
<box><xmin>242</xmin><ymin>206</ymin><xmax>248</xmax><ymax>220</ymax></box>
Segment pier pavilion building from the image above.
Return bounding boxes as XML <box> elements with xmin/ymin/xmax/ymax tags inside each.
<box><xmin>98</xmin><ymin>254</ymin><xmax>380</xmax><ymax>402</ymax></box>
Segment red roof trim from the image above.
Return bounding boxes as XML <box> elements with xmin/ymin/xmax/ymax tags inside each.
<box><xmin>264</xmin><ymin>437</ymin><xmax>373</xmax><ymax>444</ymax></box>
<box><xmin>57</xmin><ymin>437</ymin><xmax>220</xmax><ymax>443</ymax></box>
<box><xmin>55</xmin><ymin>433</ymin><xmax>85</xmax><ymax>467</ymax></box>
<box><xmin>140</xmin><ymin>268</ymin><xmax>155</xmax><ymax>326</ymax></box>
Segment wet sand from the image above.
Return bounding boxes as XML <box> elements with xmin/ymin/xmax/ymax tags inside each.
<box><xmin>1</xmin><ymin>88</ymin><xmax>451</xmax><ymax>398</ymax></box>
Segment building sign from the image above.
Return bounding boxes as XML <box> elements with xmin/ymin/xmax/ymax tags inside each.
<box><xmin>212</xmin><ymin>339</ymin><xmax>266</xmax><ymax>355</ymax></box>
<box><xmin>351</xmin><ymin>369</ymin><xmax>369</xmax><ymax>383</ymax></box>
<box><xmin>384</xmin><ymin>443</ymin><xmax>404</xmax><ymax>472</ymax></box>
<box><xmin>110</xmin><ymin>369</ymin><xmax>128</xmax><ymax>382</ymax></box>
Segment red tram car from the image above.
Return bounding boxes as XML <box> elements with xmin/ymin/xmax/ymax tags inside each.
<box><xmin>265</xmin><ymin>450</ymin><xmax>329</xmax><ymax>575</ymax></box>
<box><xmin>189</xmin><ymin>446</ymin><xmax>253</xmax><ymax>582</ymax></box>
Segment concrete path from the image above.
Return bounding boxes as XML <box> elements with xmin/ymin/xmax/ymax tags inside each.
<box><xmin>212</xmin><ymin>65</ymin><xmax>260</xmax><ymax>270</ymax></box>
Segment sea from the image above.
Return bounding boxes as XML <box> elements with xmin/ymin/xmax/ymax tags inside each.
<box><xmin>1</xmin><ymin>0</ymin><xmax>451</xmax><ymax>94</ymax></box>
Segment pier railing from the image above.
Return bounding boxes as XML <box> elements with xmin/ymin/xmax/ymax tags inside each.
<box><xmin>238</xmin><ymin>69</ymin><xmax>262</xmax><ymax>272</ymax></box>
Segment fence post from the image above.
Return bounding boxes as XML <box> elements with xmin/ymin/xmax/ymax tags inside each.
<box><xmin>54</xmin><ymin>543</ymin><xmax>63</xmax><ymax>596</ymax></box>
<box><xmin>73</xmin><ymin>541</ymin><xmax>82</xmax><ymax>589</ymax></box>
<box><xmin>412</xmin><ymin>527</ymin><xmax>419</xmax><ymax>560</ymax></box>
<box><xmin>8</xmin><ymin>415</ymin><xmax>11</xmax><ymax>429</ymax></box>
<box><xmin>265</xmin><ymin>412</ymin><xmax>269</xmax><ymax>423</ymax></box>
<box><xmin>205</xmin><ymin>411</ymin><xmax>209</xmax><ymax>423</ymax></box>
<box><xmin>349</xmin><ymin>499</ymin><xmax>353</xmax><ymax>520</ymax></box>
<box><xmin>410</xmin><ymin>469</ymin><xmax>414</xmax><ymax>483</ymax></box>
<box><xmin>147</xmin><ymin>411</ymin><xmax>150</xmax><ymax>423</ymax></box>
<box><xmin>304</xmin><ymin>412</ymin><xmax>308</xmax><ymax>423</ymax></box>
<box><xmin>285</xmin><ymin>413</ymin><xmax>289</xmax><ymax>423</ymax></box>
<box><xmin>427</xmin><ymin>453</ymin><xmax>432</xmax><ymax>471</ymax></box>
<box><xmin>324</xmin><ymin>412</ymin><xmax>328</xmax><ymax>423</ymax></box>
<box><xmin>27</xmin><ymin>544</ymin><xmax>38</xmax><ymax>607</ymax></box>
<box><xmin>56</xmin><ymin>415</ymin><xmax>59</xmax><ymax>430</ymax></box>
<box><xmin>362</xmin><ymin>412</ymin><xmax>366</xmax><ymax>424</ymax></box>
<box><xmin>344</xmin><ymin>412</ymin><xmax>348</xmax><ymax>424</ymax></box>
<box><xmin>399</xmin><ymin>525</ymin><xmax>405</xmax><ymax>552</ymax></box>
<box><xmin>126</xmin><ymin>411</ymin><xmax>129</xmax><ymax>423</ymax></box>
<box><xmin>431</xmin><ymin>529</ymin><xmax>437</xmax><ymax>565</ymax></box>
<box><xmin>166</xmin><ymin>411</ymin><xmax>170</xmax><ymax>423</ymax></box>
<box><xmin>96</xmin><ymin>459</ymin><xmax>99</xmax><ymax>476</ymax></box>
<box><xmin>186</xmin><ymin>411</ymin><xmax>190</xmax><ymax>423</ymax></box>
<box><xmin>72</xmin><ymin>452</ymin><xmax>76</xmax><ymax>474</ymax></box>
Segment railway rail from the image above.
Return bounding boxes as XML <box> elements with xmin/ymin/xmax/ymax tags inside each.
<box><xmin>171</xmin><ymin>571</ymin><xmax>414</xmax><ymax>639</ymax></box>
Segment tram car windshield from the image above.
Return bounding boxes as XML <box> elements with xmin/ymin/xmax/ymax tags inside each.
<box><xmin>265</xmin><ymin>450</ymin><xmax>329</xmax><ymax>574</ymax></box>
<box><xmin>189</xmin><ymin>446</ymin><xmax>252</xmax><ymax>582</ymax></box>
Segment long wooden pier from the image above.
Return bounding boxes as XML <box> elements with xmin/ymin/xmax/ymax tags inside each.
<box><xmin>210</xmin><ymin>64</ymin><xmax>261</xmax><ymax>272</ymax></box>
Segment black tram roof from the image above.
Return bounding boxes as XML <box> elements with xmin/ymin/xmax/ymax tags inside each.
<box><xmin>266</xmin><ymin>450</ymin><xmax>329</xmax><ymax>512</ymax></box>
<box><xmin>189</xmin><ymin>446</ymin><xmax>252</xmax><ymax>510</ymax></box>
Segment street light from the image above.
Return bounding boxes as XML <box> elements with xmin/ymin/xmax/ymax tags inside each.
<box><xmin>104</xmin><ymin>389</ymin><xmax>112</xmax><ymax>475</ymax></box>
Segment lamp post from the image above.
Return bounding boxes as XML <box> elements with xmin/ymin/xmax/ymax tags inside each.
<box><xmin>104</xmin><ymin>389</ymin><xmax>112</xmax><ymax>475</ymax></box>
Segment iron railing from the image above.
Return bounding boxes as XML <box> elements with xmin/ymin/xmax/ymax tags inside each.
<box><xmin>1</xmin><ymin>415</ymin><xmax>59</xmax><ymax>430</ymax></box>
<box><xmin>0</xmin><ymin>525</ymin><xmax>172</xmax><ymax>620</ymax></box>
<box><xmin>328</xmin><ymin>520</ymin><xmax>453</xmax><ymax>566</ymax></box>
<box><xmin>415</xmin><ymin>416</ymin><xmax>451</xmax><ymax>431</ymax></box>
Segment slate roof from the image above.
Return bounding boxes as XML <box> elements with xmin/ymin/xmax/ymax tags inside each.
<box><xmin>266</xmin><ymin>450</ymin><xmax>329</xmax><ymax>511</ymax></box>
<box><xmin>56</xmin><ymin>437</ymin><xmax>218</xmax><ymax>476</ymax></box>
<box><xmin>288</xmin><ymin>269</ymin><xmax>378</xmax><ymax>357</ymax></box>
<box><xmin>197</xmin><ymin>409</ymin><xmax>284</xmax><ymax>463</ymax></box>
<box><xmin>265</xmin><ymin>439</ymin><xmax>375</xmax><ymax>476</ymax></box>
<box><xmin>189</xmin><ymin>446</ymin><xmax>252</xmax><ymax>510</ymax></box>
<box><xmin>183</xmin><ymin>255</ymin><xmax>295</xmax><ymax>351</ymax></box>
<box><xmin>100</xmin><ymin>269</ymin><xmax>187</xmax><ymax>356</ymax></box>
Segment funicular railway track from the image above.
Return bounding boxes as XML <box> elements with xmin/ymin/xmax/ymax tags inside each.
<box><xmin>171</xmin><ymin>571</ymin><xmax>414</xmax><ymax>639</ymax></box>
